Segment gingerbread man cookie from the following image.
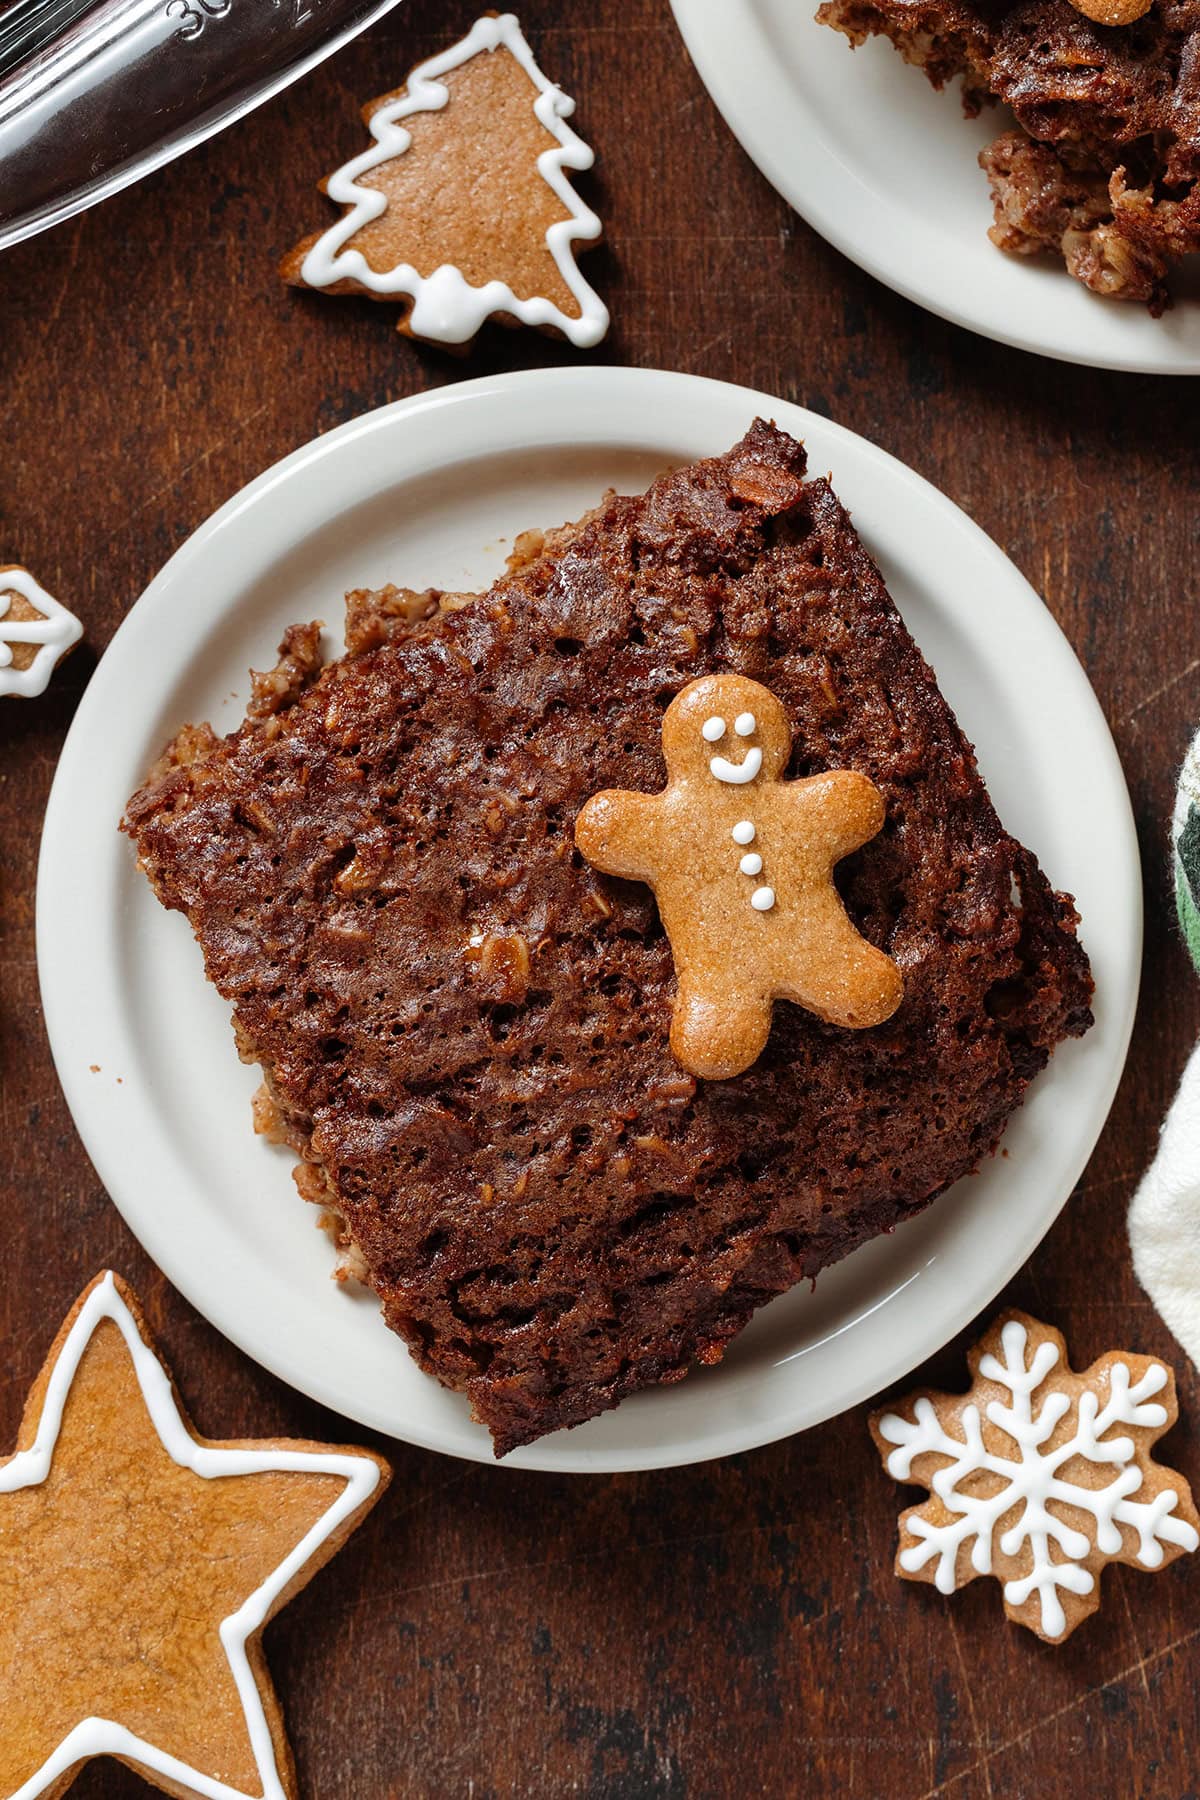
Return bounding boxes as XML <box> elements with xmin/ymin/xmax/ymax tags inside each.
<box><xmin>575</xmin><ymin>674</ymin><xmax>903</xmax><ymax>1080</ymax></box>
<box><xmin>0</xmin><ymin>566</ymin><xmax>82</xmax><ymax>699</ymax></box>
<box><xmin>0</xmin><ymin>1271</ymin><xmax>389</xmax><ymax>1800</ymax></box>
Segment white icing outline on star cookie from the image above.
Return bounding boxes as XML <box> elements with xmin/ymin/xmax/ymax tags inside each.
<box><xmin>299</xmin><ymin>12</ymin><xmax>609</xmax><ymax>348</ymax></box>
<box><xmin>0</xmin><ymin>567</ymin><xmax>82</xmax><ymax>699</ymax></box>
<box><xmin>3</xmin><ymin>1272</ymin><xmax>383</xmax><ymax>1800</ymax></box>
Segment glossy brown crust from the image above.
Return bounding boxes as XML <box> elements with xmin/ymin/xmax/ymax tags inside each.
<box><xmin>816</xmin><ymin>0</ymin><xmax>1200</xmax><ymax>310</ymax></box>
<box><xmin>122</xmin><ymin>424</ymin><xmax>1093</xmax><ymax>1457</ymax></box>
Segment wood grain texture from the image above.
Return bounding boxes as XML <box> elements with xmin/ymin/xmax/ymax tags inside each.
<box><xmin>1</xmin><ymin>0</ymin><xmax>1198</xmax><ymax>1794</ymax></box>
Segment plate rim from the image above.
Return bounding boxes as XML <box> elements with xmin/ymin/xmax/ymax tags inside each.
<box><xmin>669</xmin><ymin>0</ymin><xmax>1200</xmax><ymax>376</ymax></box>
<box><xmin>37</xmin><ymin>365</ymin><xmax>1141</xmax><ymax>1471</ymax></box>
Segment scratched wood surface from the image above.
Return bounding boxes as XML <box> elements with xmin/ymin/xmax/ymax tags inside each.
<box><xmin>2</xmin><ymin>0</ymin><xmax>1199</xmax><ymax>1794</ymax></box>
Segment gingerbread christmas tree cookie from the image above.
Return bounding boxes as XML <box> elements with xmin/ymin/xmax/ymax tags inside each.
<box><xmin>872</xmin><ymin>1312</ymin><xmax>1199</xmax><ymax>1643</ymax></box>
<box><xmin>575</xmin><ymin>673</ymin><xmax>903</xmax><ymax>1080</ymax></box>
<box><xmin>0</xmin><ymin>566</ymin><xmax>82</xmax><ymax>699</ymax></box>
<box><xmin>0</xmin><ymin>1272</ymin><xmax>389</xmax><ymax>1799</ymax></box>
<box><xmin>282</xmin><ymin>12</ymin><xmax>608</xmax><ymax>349</ymax></box>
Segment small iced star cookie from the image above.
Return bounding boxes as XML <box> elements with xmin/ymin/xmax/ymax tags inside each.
<box><xmin>0</xmin><ymin>1271</ymin><xmax>389</xmax><ymax>1799</ymax></box>
<box><xmin>282</xmin><ymin>13</ymin><xmax>608</xmax><ymax>350</ymax></box>
<box><xmin>0</xmin><ymin>566</ymin><xmax>82</xmax><ymax>699</ymax></box>
<box><xmin>872</xmin><ymin>1311</ymin><xmax>1199</xmax><ymax>1643</ymax></box>
<box><xmin>574</xmin><ymin>672</ymin><xmax>903</xmax><ymax>1080</ymax></box>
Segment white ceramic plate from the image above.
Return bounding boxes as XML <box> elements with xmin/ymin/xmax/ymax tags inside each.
<box><xmin>671</xmin><ymin>0</ymin><xmax>1200</xmax><ymax>373</ymax></box>
<box><xmin>38</xmin><ymin>368</ymin><xmax>1139</xmax><ymax>1471</ymax></box>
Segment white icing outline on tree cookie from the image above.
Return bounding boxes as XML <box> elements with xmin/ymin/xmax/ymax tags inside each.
<box><xmin>3</xmin><ymin>1272</ymin><xmax>383</xmax><ymax>1800</ymax></box>
<box><xmin>299</xmin><ymin>12</ymin><xmax>609</xmax><ymax>348</ymax></box>
<box><xmin>878</xmin><ymin>1318</ymin><xmax>1199</xmax><ymax>1641</ymax></box>
<box><xmin>0</xmin><ymin>567</ymin><xmax>82</xmax><ymax>699</ymax></box>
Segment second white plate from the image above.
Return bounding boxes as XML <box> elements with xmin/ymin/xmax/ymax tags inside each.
<box><xmin>672</xmin><ymin>0</ymin><xmax>1200</xmax><ymax>373</ymax></box>
<box><xmin>38</xmin><ymin>367</ymin><xmax>1139</xmax><ymax>1470</ymax></box>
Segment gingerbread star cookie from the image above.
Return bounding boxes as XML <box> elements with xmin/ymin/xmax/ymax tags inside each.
<box><xmin>0</xmin><ymin>566</ymin><xmax>82</xmax><ymax>699</ymax></box>
<box><xmin>872</xmin><ymin>1311</ymin><xmax>1200</xmax><ymax>1643</ymax></box>
<box><xmin>282</xmin><ymin>12</ymin><xmax>608</xmax><ymax>349</ymax></box>
<box><xmin>574</xmin><ymin>673</ymin><xmax>903</xmax><ymax>1080</ymax></box>
<box><xmin>0</xmin><ymin>1272</ymin><xmax>389</xmax><ymax>1800</ymax></box>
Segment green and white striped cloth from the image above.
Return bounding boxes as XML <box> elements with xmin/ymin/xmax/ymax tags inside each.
<box><xmin>1175</xmin><ymin>731</ymin><xmax>1200</xmax><ymax>971</ymax></box>
<box><xmin>1129</xmin><ymin>728</ymin><xmax>1200</xmax><ymax>1362</ymax></box>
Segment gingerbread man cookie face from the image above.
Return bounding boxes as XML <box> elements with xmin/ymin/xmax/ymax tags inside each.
<box><xmin>575</xmin><ymin>674</ymin><xmax>903</xmax><ymax>1080</ymax></box>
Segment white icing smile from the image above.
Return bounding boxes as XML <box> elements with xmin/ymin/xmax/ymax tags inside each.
<box><xmin>709</xmin><ymin>746</ymin><xmax>763</xmax><ymax>785</ymax></box>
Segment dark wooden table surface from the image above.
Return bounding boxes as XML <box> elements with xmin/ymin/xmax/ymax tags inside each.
<box><xmin>3</xmin><ymin>1</ymin><xmax>1198</xmax><ymax>1794</ymax></box>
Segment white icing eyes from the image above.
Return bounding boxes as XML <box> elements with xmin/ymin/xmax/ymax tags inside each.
<box><xmin>751</xmin><ymin>886</ymin><xmax>776</xmax><ymax>912</ymax></box>
<box><xmin>701</xmin><ymin>714</ymin><xmax>756</xmax><ymax>747</ymax></box>
<box><xmin>731</xmin><ymin>820</ymin><xmax>756</xmax><ymax>846</ymax></box>
<box><xmin>740</xmin><ymin>852</ymin><xmax>763</xmax><ymax>876</ymax></box>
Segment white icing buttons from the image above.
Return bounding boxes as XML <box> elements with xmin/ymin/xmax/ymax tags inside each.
<box><xmin>731</xmin><ymin>820</ymin><xmax>756</xmax><ymax>845</ymax></box>
<box><xmin>701</xmin><ymin>715</ymin><xmax>726</xmax><ymax>743</ymax></box>
<box><xmin>298</xmin><ymin>12</ymin><xmax>609</xmax><ymax>348</ymax></box>
<box><xmin>751</xmin><ymin>886</ymin><xmax>776</xmax><ymax>912</ymax></box>
<box><xmin>739</xmin><ymin>852</ymin><xmax>763</xmax><ymax>876</ymax></box>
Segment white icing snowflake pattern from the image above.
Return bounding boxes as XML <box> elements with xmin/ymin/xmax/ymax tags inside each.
<box><xmin>877</xmin><ymin>1317</ymin><xmax>1200</xmax><ymax>1641</ymax></box>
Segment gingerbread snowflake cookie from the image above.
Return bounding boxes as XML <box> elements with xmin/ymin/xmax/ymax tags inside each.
<box><xmin>575</xmin><ymin>673</ymin><xmax>903</xmax><ymax>1080</ymax></box>
<box><xmin>282</xmin><ymin>13</ymin><xmax>608</xmax><ymax>349</ymax></box>
<box><xmin>872</xmin><ymin>1311</ymin><xmax>1199</xmax><ymax>1643</ymax></box>
<box><xmin>0</xmin><ymin>1272</ymin><xmax>389</xmax><ymax>1799</ymax></box>
<box><xmin>0</xmin><ymin>566</ymin><xmax>82</xmax><ymax>698</ymax></box>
